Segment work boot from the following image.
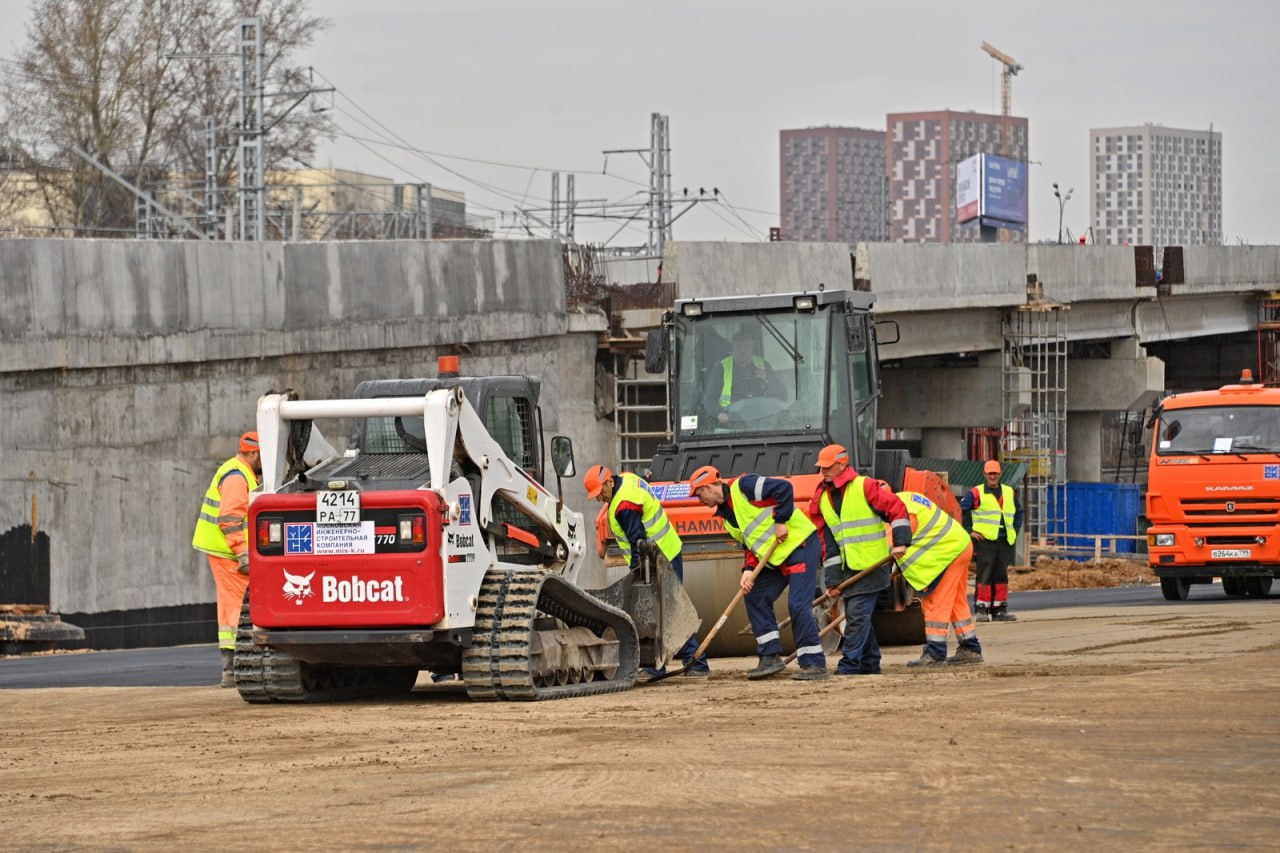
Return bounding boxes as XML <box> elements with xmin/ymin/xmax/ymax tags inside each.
<box><xmin>992</xmin><ymin>609</ymin><xmax>1018</xmax><ymax>622</ymax></box>
<box><xmin>906</xmin><ymin>652</ymin><xmax>946</xmax><ymax>668</ymax></box>
<box><xmin>974</xmin><ymin>607</ymin><xmax>991</xmax><ymax>623</ymax></box>
<box><xmin>946</xmin><ymin>647</ymin><xmax>985</xmax><ymax>665</ymax></box>
<box><xmin>791</xmin><ymin>665</ymin><xmax>829</xmax><ymax>681</ymax></box>
<box><xmin>220</xmin><ymin>649</ymin><xmax>235</xmax><ymax>688</ymax></box>
<box><xmin>746</xmin><ymin>654</ymin><xmax>786</xmax><ymax>680</ymax></box>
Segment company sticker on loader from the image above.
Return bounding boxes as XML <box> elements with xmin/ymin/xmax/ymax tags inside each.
<box><xmin>284</xmin><ymin>521</ymin><xmax>376</xmax><ymax>555</ymax></box>
<box><xmin>1265</xmin><ymin>464</ymin><xmax>1280</xmax><ymax>480</ymax></box>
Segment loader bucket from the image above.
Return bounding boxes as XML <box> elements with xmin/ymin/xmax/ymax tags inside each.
<box><xmin>591</xmin><ymin>546</ymin><xmax>702</xmax><ymax>670</ymax></box>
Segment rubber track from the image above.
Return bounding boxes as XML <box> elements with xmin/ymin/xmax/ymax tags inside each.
<box><xmin>233</xmin><ymin>595</ymin><xmax>416</xmax><ymax>704</ymax></box>
<box><xmin>462</xmin><ymin>568</ymin><xmax>639</xmax><ymax>701</ymax></box>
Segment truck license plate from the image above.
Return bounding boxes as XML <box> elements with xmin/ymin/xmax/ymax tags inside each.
<box><xmin>1210</xmin><ymin>548</ymin><xmax>1251</xmax><ymax>559</ymax></box>
<box><xmin>317</xmin><ymin>490</ymin><xmax>360</xmax><ymax>524</ymax></box>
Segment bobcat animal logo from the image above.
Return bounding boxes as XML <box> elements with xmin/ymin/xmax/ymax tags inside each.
<box><xmin>282</xmin><ymin>569</ymin><xmax>315</xmax><ymax>604</ymax></box>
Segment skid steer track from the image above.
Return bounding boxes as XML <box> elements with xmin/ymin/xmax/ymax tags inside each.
<box><xmin>462</xmin><ymin>568</ymin><xmax>640</xmax><ymax>701</ymax></box>
<box><xmin>233</xmin><ymin>595</ymin><xmax>417</xmax><ymax>704</ymax></box>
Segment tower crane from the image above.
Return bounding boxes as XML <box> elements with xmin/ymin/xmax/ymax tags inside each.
<box><xmin>981</xmin><ymin>41</ymin><xmax>1022</xmax><ymax>157</ymax></box>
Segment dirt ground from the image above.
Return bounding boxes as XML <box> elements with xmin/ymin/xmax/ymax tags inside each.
<box><xmin>3</xmin><ymin>591</ymin><xmax>1278</xmax><ymax>851</ymax></box>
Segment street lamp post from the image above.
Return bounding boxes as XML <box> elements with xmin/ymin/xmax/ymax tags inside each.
<box><xmin>1053</xmin><ymin>183</ymin><xmax>1073</xmax><ymax>244</ymax></box>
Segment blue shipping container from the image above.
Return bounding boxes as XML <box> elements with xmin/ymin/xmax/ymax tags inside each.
<box><xmin>1044</xmin><ymin>482</ymin><xmax>1142</xmax><ymax>561</ymax></box>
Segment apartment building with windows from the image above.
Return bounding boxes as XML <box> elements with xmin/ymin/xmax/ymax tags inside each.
<box><xmin>887</xmin><ymin>109</ymin><xmax>1028</xmax><ymax>243</ymax></box>
<box><xmin>779</xmin><ymin>126</ymin><xmax>886</xmax><ymax>243</ymax></box>
<box><xmin>1089</xmin><ymin>124</ymin><xmax>1221</xmax><ymax>248</ymax></box>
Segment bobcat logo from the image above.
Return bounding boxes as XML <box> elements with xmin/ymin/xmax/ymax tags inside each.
<box><xmin>566</xmin><ymin>522</ymin><xmax>578</xmax><ymax>540</ymax></box>
<box><xmin>283</xmin><ymin>569</ymin><xmax>315</xmax><ymax>605</ymax></box>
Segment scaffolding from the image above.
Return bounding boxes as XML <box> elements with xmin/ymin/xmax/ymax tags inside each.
<box><xmin>1259</xmin><ymin>292</ymin><xmax>1280</xmax><ymax>386</ymax></box>
<box><xmin>1001</xmin><ymin>302</ymin><xmax>1068</xmax><ymax>546</ymax></box>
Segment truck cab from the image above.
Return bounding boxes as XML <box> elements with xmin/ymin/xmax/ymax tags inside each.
<box><xmin>1146</xmin><ymin>369</ymin><xmax>1280</xmax><ymax>600</ymax></box>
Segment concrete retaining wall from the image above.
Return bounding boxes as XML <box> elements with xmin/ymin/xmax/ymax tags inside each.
<box><xmin>0</xmin><ymin>238</ymin><xmax>614</xmax><ymax>635</ymax></box>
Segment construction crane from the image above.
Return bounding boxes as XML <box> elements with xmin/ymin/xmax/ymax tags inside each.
<box><xmin>981</xmin><ymin>41</ymin><xmax>1022</xmax><ymax>157</ymax></box>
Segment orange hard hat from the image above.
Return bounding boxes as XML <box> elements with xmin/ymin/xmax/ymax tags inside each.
<box><xmin>583</xmin><ymin>464</ymin><xmax>612</xmax><ymax>498</ymax></box>
<box><xmin>983</xmin><ymin>460</ymin><xmax>1001</xmax><ymax>475</ymax></box>
<box><xmin>689</xmin><ymin>465</ymin><xmax>721</xmax><ymax>490</ymax></box>
<box><xmin>815</xmin><ymin>444</ymin><xmax>849</xmax><ymax>468</ymax></box>
<box><xmin>239</xmin><ymin>431</ymin><xmax>259</xmax><ymax>453</ymax></box>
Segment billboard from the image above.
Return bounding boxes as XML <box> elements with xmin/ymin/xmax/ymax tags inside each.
<box><xmin>955</xmin><ymin>155</ymin><xmax>980</xmax><ymax>224</ymax></box>
<box><xmin>981</xmin><ymin>154</ymin><xmax>1028</xmax><ymax>231</ymax></box>
<box><xmin>954</xmin><ymin>153</ymin><xmax>1029</xmax><ymax>233</ymax></box>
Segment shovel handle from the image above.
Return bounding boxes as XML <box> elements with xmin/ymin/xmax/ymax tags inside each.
<box><xmin>755</xmin><ymin>555</ymin><xmax>897</xmax><ymax>635</ymax></box>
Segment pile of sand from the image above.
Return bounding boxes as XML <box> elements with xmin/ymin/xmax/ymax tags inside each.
<box><xmin>1005</xmin><ymin>556</ymin><xmax>1151</xmax><ymax>591</ymax></box>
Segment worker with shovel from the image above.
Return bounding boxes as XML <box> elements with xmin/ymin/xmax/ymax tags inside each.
<box><xmin>809</xmin><ymin>444</ymin><xmax>911</xmax><ymax>676</ymax></box>
<box><xmin>690</xmin><ymin>465</ymin><xmax>828</xmax><ymax>682</ymax></box>
<box><xmin>584</xmin><ymin>464</ymin><xmax>710</xmax><ymax>678</ymax></box>
<box><xmin>896</xmin><ymin>490</ymin><xmax>984</xmax><ymax>667</ymax></box>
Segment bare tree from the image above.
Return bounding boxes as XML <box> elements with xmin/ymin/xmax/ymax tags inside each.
<box><xmin>0</xmin><ymin>0</ymin><xmax>331</xmax><ymax>237</ymax></box>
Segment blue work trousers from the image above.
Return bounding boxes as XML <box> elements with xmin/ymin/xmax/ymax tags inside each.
<box><xmin>744</xmin><ymin>534</ymin><xmax>825</xmax><ymax>669</ymax></box>
<box><xmin>836</xmin><ymin>590</ymin><xmax>881</xmax><ymax>674</ymax></box>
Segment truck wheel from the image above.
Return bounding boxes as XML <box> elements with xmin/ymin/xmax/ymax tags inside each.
<box><xmin>1244</xmin><ymin>577</ymin><xmax>1273</xmax><ymax>598</ymax></box>
<box><xmin>1222</xmin><ymin>577</ymin><xmax>1247</xmax><ymax>598</ymax></box>
<box><xmin>1160</xmin><ymin>577</ymin><xmax>1190</xmax><ymax>601</ymax></box>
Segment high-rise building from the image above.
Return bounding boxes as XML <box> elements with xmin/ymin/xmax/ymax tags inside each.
<box><xmin>887</xmin><ymin>109</ymin><xmax>1029</xmax><ymax>243</ymax></box>
<box><xmin>1089</xmin><ymin>124</ymin><xmax>1221</xmax><ymax>248</ymax></box>
<box><xmin>779</xmin><ymin>126</ymin><xmax>886</xmax><ymax>243</ymax></box>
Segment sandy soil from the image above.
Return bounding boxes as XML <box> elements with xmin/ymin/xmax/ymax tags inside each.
<box><xmin>3</xmin><ymin>592</ymin><xmax>1278</xmax><ymax>851</ymax></box>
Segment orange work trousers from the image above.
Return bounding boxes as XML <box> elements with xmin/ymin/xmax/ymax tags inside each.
<box><xmin>919</xmin><ymin>541</ymin><xmax>981</xmax><ymax>657</ymax></box>
<box><xmin>207</xmin><ymin>554</ymin><xmax>249</xmax><ymax>650</ymax></box>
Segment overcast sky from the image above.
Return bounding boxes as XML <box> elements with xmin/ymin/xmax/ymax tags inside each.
<box><xmin>3</xmin><ymin>0</ymin><xmax>1277</xmax><ymax>247</ymax></box>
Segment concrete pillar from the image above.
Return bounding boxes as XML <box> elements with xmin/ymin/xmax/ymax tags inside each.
<box><xmin>920</xmin><ymin>428</ymin><xmax>965</xmax><ymax>460</ymax></box>
<box><xmin>1067</xmin><ymin>411</ymin><xmax>1103</xmax><ymax>481</ymax></box>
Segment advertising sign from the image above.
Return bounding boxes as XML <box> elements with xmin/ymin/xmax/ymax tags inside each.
<box><xmin>980</xmin><ymin>154</ymin><xmax>1028</xmax><ymax>231</ymax></box>
<box><xmin>955</xmin><ymin>154</ymin><xmax>980</xmax><ymax>224</ymax></box>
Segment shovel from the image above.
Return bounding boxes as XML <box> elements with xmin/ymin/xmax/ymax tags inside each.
<box><xmin>743</xmin><ymin>554</ymin><xmax>897</xmax><ymax>635</ymax></box>
<box><xmin>644</xmin><ymin>540</ymin><xmax>780</xmax><ymax>685</ymax></box>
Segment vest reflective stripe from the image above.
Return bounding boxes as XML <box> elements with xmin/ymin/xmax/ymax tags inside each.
<box><xmin>971</xmin><ymin>485</ymin><xmax>1016</xmax><ymax>544</ymax></box>
<box><xmin>817</xmin><ymin>476</ymin><xmax>891</xmax><ymax>571</ymax></box>
<box><xmin>895</xmin><ymin>491</ymin><xmax>970</xmax><ymax>592</ymax></box>
<box><xmin>718</xmin><ymin>356</ymin><xmax>766</xmax><ymax>408</ymax></box>
<box><xmin>192</xmin><ymin>457</ymin><xmax>259</xmax><ymax>559</ymax></box>
<box><xmin>608</xmin><ymin>473</ymin><xmax>682</xmax><ymax>563</ymax></box>
<box><xmin>724</xmin><ymin>479</ymin><xmax>815</xmax><ymax>567</ymax></box>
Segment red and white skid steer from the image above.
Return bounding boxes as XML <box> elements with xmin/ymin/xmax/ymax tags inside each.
<box><xmin>235</xmin><ymin>363</ymin><xmax>699</xmax><ymax>702</ymax></box>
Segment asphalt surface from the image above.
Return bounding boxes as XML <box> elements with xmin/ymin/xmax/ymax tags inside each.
<box><xmin>0</xmin><ymin>582</ymin><xmax>1255</xmax><ymax>689</ymax></box>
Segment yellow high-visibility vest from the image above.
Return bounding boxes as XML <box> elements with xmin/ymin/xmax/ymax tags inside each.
<box><xmin>192</xmin><ymin>457</ymin><xmax>258</xmax><ymax>559</ymax></box>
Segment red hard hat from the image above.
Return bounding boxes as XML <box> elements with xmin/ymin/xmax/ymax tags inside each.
<box><xmin>583</xmin><ymin>464</ymin><xmax>612</xmax><ymax>498</ymax></box>
<box><xmin>689</xmin><ymin>465</ymin><xmax>721</xmax><ymax>490</ymax></box>
<box><xmin>815</xmin><ymin>444</ymin><xmax>849</xmax><ymax>468</ymax></box>
<box><xmin>239</xmin><ymin>431</ymin><xmax>259</xmax><ymax>453</ymax></box>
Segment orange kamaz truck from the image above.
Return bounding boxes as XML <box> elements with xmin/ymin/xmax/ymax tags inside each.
<box><xmin>1146</xmin><ymin>369</ymin><xmax>1280</xmax><ymax>600</ymax></box>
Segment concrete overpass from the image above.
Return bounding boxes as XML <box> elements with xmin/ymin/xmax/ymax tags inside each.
<box><xmin>1</xmin><ymin>237</ymin><xmax>1276</xmax><ymax>648</ymax></box>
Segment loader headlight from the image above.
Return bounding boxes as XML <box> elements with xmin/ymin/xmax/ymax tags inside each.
<box><xmin>680</xmin><ymin>302</ymin><xmax>704</xmax><ymax>317</ymax></box>
<box><xmin>793</xmin><ymin>295</ymin><xmax>816</xmax><ymax>311</ymax></box>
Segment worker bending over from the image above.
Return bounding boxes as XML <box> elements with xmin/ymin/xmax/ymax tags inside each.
<box><xmin>690</xmin><ymin>465</ymin><xmax>828</xmax><ymax>681</ymax></box>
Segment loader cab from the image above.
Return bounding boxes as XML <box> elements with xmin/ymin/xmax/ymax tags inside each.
<box><xmin>351</xmin><ymin>373</ymin><xmax>543</xmax><ymax>480</ymax></box>
<box><xmin>646</xmin><ymin>289</ymin><xmax>883</xmax><ymax>479</ymax></box>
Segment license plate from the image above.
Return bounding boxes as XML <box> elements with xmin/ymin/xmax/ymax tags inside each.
<box><xmin>317</xmin><ymin>490</ymin><xmax>360</xmax><ymax>524</ymax></box>
<box><xmin>1210</xmin><ymin>548</ymin><xmax>1251</xmax><ymax>559</ymax></box>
